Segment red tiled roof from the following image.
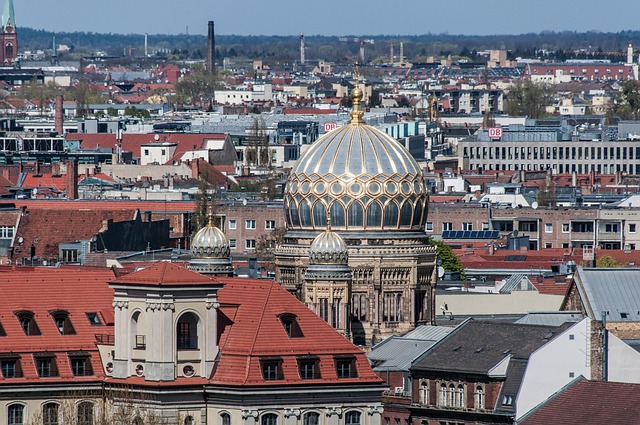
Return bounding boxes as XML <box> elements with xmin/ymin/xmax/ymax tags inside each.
<box><xmin>109</xmin><ymin>262</ymin><xmax>220</xmax><ymax>287</ymax></box>
<box><xmin>521</xmin><ymin>379</ymin><xmax>640</xmax><ymax>424</ymax></box>
<box><xmin>12</xmin><ymin>199</ymin><xmax>196</xmax><ymax>212</ymax></box>
<box><xmin>0</xmin><ymin>267</ymin><xmax>117</xmax><ymax>383</ymax></box>
<box><xmin>20</xmin><ymin>173</ymin><xmax>68</xmax><ymax>191</ymax></box>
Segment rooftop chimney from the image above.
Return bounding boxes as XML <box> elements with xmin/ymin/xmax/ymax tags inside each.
<box><xmin>66</xmin><ymin>159</ymin><xmax>78</xmax><ymax>200</ymax></box>
<box><xmin>54</xmin><ymin>95</ymin><xmax>64</xmax><ymax>135</ymax></box>
<box><xmin>206</xmin><ymin>21</ymin><xmax>215</xmax><ymax>73</ymax></box>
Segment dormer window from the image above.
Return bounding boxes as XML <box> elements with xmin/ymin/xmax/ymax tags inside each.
<box><xmin>14</xmin><ymin>310</ymin><xmax>40</xmax><ymax>336</ymax></box>
<box><xmin>279</xmin><ymin>313</ymin><xmax>303</xmax><ymax>338</ymax></box>
<box><xmin>1</xmin><ymin>355</ymin><xmax>22</xmax><ymax>378</ymax></box>
<box><xmin>0</xmin><ymin>321</ymin><xmax>5</xmax><ymax>336</ymax></box>
<box><xmin>50</xmin><ymin>310</ymin><xmax>75</xmax><ymax>335</ymax></box>
<box><xmin>298</xmin><ymin>357</ymin><xmax>321</xmax><ymax>379</ymax></box>
<box><xmin>335</xmin><ymin>356</ymin><xmax>357</xmax><ymax>378</ymax></box>
<box><xmin>69</xmin><ymin>353</ymin><xmax>93</xmax><ymax>376</ymax></box>
<box><xmin>35</xmin><ymin>354</ymin><xmax>58</xmax><ymax>377</ymax></box>
<box><xmin>86</xmin><ymin>312</ymin><xmax>102</xmax><ymax>325</ymax></box>
<box><xmin>261</xmin><ymin>357</ymin><xmax>283</xmax><ymax>381</ymax></box>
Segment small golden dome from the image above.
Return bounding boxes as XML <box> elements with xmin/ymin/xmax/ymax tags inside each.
<box><xmin>191</xmin><ymin>211</ymin><xmax>230</xmax><ymax>259</ymax></box>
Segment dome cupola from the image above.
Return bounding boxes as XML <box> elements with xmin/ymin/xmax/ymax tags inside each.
<box><xmin>308</xmin><ymin>216</ymin><xmax>348</xmax><ymax>265</ymax></box>
<box><xmin>191</xmin><ymin>210</ymin><xmax>230</xmax><ymax>259</ymax></box>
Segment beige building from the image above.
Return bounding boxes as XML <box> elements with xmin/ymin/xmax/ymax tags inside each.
<box><xmin>275</xmin><ymin>84</ymin><xmax>437</xmax><ymax>346</ymax></box>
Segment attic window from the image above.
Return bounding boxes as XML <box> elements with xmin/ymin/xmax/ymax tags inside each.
<box><xmin>0</xmin><ymin>321</ymin><xmax>5</xmax><ymax>336</ymax></box>
<box><xmin>69</xmin><ymin>353</ymin><xmax>93</xmax><ymax>376</ymax></box>
<box><xmin>502</xmin><ymin>394</ymin><xmax>514</xmax><ymax>406</ymax></box>
<box><xmin>34</xmin><ymin>353</ymin><xmax>59</xmax><ymax>377</ymax></box>
<box><xmin>261</xmin><ymin>357</ymin><xmax>283</xmax><ymax>381</ymax></box>
<box><xmin>298</xmin><ymin>356</ymin><xmax>321</xmax><ymax>379</ymax></box>
<box><xmin>86</xmin><ymin>312</ymin><xmax>102</xmax><ymax>326</ymax></box>
<box><xmin>0</xmin><ymin>355</ymin><xmax>22</xmax><ymax>378</ymax></box>
<box><xmin>14</xmin><ymin>310</ymin><xmax>40</xmax><ymax>336</ymax></box>
<box><xmin>335</xmin><ymin>356</ymin><xmax>357</xmax><ymax>378</ymax></box>
<box><xmin>279</xmin><ymin>313</ymin><xmax>303</xmax><ymax>338</ymax></box>
<box><xmin>50</xmin><ymin>310</ymin><xmax>76</xmax><ymax>335</ymax></box>
<box><xmin>621</xmin><ymin>312</ymin><xmax>629</xmax><ymax>319</ymax></box>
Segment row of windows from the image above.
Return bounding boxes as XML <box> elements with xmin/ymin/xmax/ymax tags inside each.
<box><xmin>8</xmin><ymin>401</ymin><xmax>94</xmax><ymax>425</ymax></box>
<box><xmin>418</xmin><ymin>380</ymin><xmax>485</xmax><ymax>410</ymax></box>
<box><xmin>221</xmin><ymin>411</ymin><xmax>362</xmax><ymax>425</ymax></box>
<box><xmin>261</xmin><ymin>356</ymin><xmax>357</xmax><ymax>381</ymax></box>
<box><xmin>466</xmin><ymin>145</ymin><xmax>640</xmax><ymax>162</ymax></box>
<box><xmin>431</xmin><ymin>220</ymin><xmax>638</xmax><ymax>236</ymax></box>
<box><xmin>469</xmin><ymin>161</ymin><xmax>640</xmax><ymax>175</ymax></box>
<box><xmin>0</xmin><ymin>311</ymin><xmax>102</xmax><ymax>338</ymax></box>
<box><xmin>227</xmin><ymin>219</ymin><xmax>276</xmax><ymax>230</ymax></box>
<box><xmin>1</xmin><ymin>354</ymin><xmax>92</xmax><ymax>378</ymax></box>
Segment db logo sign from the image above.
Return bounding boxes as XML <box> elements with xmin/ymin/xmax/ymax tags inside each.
<box><xmin>488</xmin><ymin>127</ymin><xmax>502</xmax><ymax>139</ymax></box>
<box><xmin>324</xmin><ymin>122</ymin><xmax>338</xmax><ymax>133</ymax></box>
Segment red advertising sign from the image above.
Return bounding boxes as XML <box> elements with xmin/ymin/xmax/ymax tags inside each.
<box><xmin>324</xmin><ymin>122</ymin><xmax>338</xmax><ymax>133</ymax></box>
<box><xmin>488</xmin><ymin>127</ymin><xmax>503</xmax><ymax>139</ymax></box>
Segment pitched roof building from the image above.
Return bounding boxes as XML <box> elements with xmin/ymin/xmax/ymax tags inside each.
<box><xmin>0</xmin><ymin>263</ymin><xmax>384</xmax><ymax>424</ymax></box>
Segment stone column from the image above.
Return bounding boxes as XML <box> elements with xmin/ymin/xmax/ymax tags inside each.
<box><xmin>205</xmin><ymin>297</ymin><xmax>220</xmax><ymax>377</ymax></box>
<box><xmin>111</xmin><ymin>299</ymin><xmax>129</xmax><ymax>378</ymax></box>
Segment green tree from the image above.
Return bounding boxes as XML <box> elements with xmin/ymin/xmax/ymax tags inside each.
<box><xmin>255</xmin><ymin>226</ymin><xmax>287</xmax><ymax>262</ymax></box>
<box><xmin>428</xmin><ymin>237</ymin><xmax>465</xmax><ymax>279</ymax></box>
<box><xmin>174</xmin><ymin>65</ymin><xmax>221</xmax><ymax>109</ymax></box>
<box><xmin>504</xmin><ymin>80</ymin><xmax>554</xmax><ymax>118</ymax></box>
<box><xmin>536</xmin><ymin>177</ymin><xmax>557</xmax><ymax>207</ymax></box>
<box><xmin>70</xmin><ymin>80</ymin><xmax>106</xmax><ymax>118</ymax></box>
<box><xmin>595</xmin><ymin>254</ymin><xmax>621</xmax><ymax>268</ymax></box>
<box><xmin>611</xmin><ymin>80</ymin><xmax>640</xmax><ymax>120</ymax></box>
<box><xmin>19</xmin><ymin>77</ymin><xmax>61</xmax><ymax>115</ymax></box>
<box><xmin>246</xmin><ymin>117</ymin><xmax>270</xmax><ymax>167</ymax></box>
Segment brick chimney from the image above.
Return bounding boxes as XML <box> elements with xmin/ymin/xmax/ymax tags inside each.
<box><xmin>66</xmin><ymin>159</ymin><xmax>78</xmax><ymax>200</ymax></box>
<box><xmin>55</xmin><ymin>95</ymin><xmax>64</xmax><ymax>135</ymax></box>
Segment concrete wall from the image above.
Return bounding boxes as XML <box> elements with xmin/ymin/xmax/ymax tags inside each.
<box><xmin>436</xmin><ymin>291</ymin><xmax>564</xmax><ymax>316</ymax></box>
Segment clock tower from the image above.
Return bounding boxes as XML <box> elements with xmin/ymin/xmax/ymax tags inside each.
<box><xmin>0</xmin><ymin>0</ymin><xmax>17</xmax><ymax>65</ymax></box>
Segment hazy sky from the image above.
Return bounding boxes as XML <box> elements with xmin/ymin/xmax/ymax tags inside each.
<box><xmin>13</xmin><ymin>0</ymin><xmax>640</xmax><ymax>36</ymax></box>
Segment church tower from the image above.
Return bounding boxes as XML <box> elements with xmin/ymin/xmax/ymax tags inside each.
<box><xmin>0</xmin><ymin>0</ymin><xmax>17</xmax><ymax>66</ymax></box>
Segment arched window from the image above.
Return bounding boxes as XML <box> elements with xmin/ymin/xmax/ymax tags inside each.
<box><xmin>366</xmin><ymin>201</ymin><xmax>382</xmax><ymax>227</ymax></box>
<box><xmin>77</xmin><ymin>402</ymin><xmax>94</xmax><ymax>425</ymax></box>
<box><xmin>439</xmin><ymin>383</ymin><xmax>447</xmax><ymax>406</ymax></box>
<box><xmin>177</xmin><ymin>312</ymin><xmax>200</xmax><ymax>350</ymax></box>
<box><xmin>347</xmin><ymin>202</ymin><xmax>364</xmax><ymax>227</ymax></box>
<box><xmin>449</xmin><ymin>384</ymin><xmax>455</xmax><ymax>407</ymax></box>
<box><xmin>303</xmin><ymin>412</ymin><xmax>319</xmax><ymax>425</ymax></box>
<box><xmin>131</xmin><ymin>310</ymin><xmax>146</xmax><ymax>349</ymax></box>
<box><xmin>261</xmin><ymin>413</ymin><xmax>278</xmax><ymax>425</ymax></box>
<box><xmin>312</xmin><ymin>202</ymin><xmax>327</xmax><ymax>228</ymax></box>
<box><xmin>420</xmin><ymin>380</ymin><xmax>429</xmax><ymax>405</ymax></box>
<box><xmin>133</xmin><ymin>417</ymin><xmax>143</xmax><ymax>425</ymax></box>
<box><xmin>475</xmin><ymin>385</ymin><xmax>485</xmax><ymax>410</ymax></box>
<box><xmin>458</xmin><ymin>384</ymin><xmax>465</xmax><ymax>408</ymax></box>
<box><xmin>220</xmin><ymin>412</ymin><xmax>231</xmax><ymax>425</ymax></box>
<box><xmin>345</xmin><ymin>411</ymin><xmax>361</xmax><ymax>425</ymax></box>
<box><xmin>8</xmin><ymin>404</ymin><xmax>24</xmax><ymax>425</ymax></box>
<box><xmin>383</xmin><ymin>202</ymin><xmax>399</xmax><ymax>228</ymax></box>
<box><xmin>5</xmin><ymin>43</ymin><xmax>13</xmax><ymax>61</ymax></box>
<box><xmin>43</xmin><ymin>402</ymin><xmax>59</xmax><ymax>425</ymax></box>
<box><xmin>300</xmin><ymin>200</ymin><xmax>312</xmax><ymax>227</ymax></box>
<box><xmin>399</xmin><ymin>201</ymin><xmax>413</xmax><ymax>226</ymax></box>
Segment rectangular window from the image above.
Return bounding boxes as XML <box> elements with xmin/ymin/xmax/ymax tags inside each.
<box><xmin>36</xmin><ymin>356</ymin><xmax>58</xmax><ymax>377</ymax></box>
<box><xmin>443</xmin><ymin>222</ymin><xmax>453</xmax><ymax>231</ymax></box>
<box><xmin>545</xmin><ymin>223</ymin><xmax>553</xmax><ymax>233</ymax></box>
<box><xmin>245</xmin><ymin>220</ymin><xmax>256</xmax><ymax>229</ymax></box>
<box><xmin>261</xmin><ymin>359</ymin><xmax>283</xmax><ymax>380</ymax></box>
<box><xmin>86</xmin><ymin>312</ymin><xmax>102</xmax><ymax>325</ymax></box>
<box><xmin>462</xmin><ymin>222</ymin><xmax>473</xmax><ymax>231</ymax></box>
<box><xmin>298</xmin><ymin>358</ymin><xmax>321</xmax><ymax>379</ymax></box>
<box><xmin>336</xmin><ymin>357</ymin><xmax>357</xmax><ymax>378</ymax></box>
<box><xmin>229</xmin><ymin>239</ymin><xmax>237</xmax><ymax>249</ymax></box>
<box><xmin>604</xmin><ymin>223</ymin><xmax>619</xmax><ymax>233</ymax></box>
<box><xmin>562</xmin><ymin>223</ymin><xmax>570</xmax><ymax>233</ymax></box>
<box><xmin>246</xmin><ymin>239</ymin><xmax>256</xmax><ymax>249</ymax></box>
<box><xmin>265</xmin><ymin>220</ymin><xmax>276</xmax><ymax>230</ymax></box>
<box><xmin>1</xmin><ymin>359</ymin><xmax>21</xmax><ymax>378</ymax></box>
<box><xmin>426</xmin><ymin>222</ymin><xmax>433</xmax><ymax>231</ymax></box>
<box><xmin>630</xmin><ymin>224</ymin><xmax>637</xmax><ymax>233</ymax></box>
<box><xmin>228</xmin><ymin>219</ymin><xmax>237</xmax><ymax>230</ymax></box>
<box><xmin>70</xmin><ymin>356</ymin><xmax>92</xmax><ymax>376</ymax></box>
<box><xmin>482</xmin><ymin>222</ymin><xmax>489</xmax><ymax>230</ymax></box>
<box><xmin>0</xmin><ymin>225</ymin><xmax>14</xmax><ymax>239</ymax></box>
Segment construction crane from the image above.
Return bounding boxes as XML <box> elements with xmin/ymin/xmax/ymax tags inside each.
<box><xmin>338</xmin><ymin>37</ymin><xmax>374</xmax><ymax>64</ymax></box>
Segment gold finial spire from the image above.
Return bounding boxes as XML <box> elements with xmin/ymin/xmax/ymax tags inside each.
<box><xmin>349</xmin><ymin>63</ymin><xmax>365</xmax><ymax>124</ymax></box>
<box><xmin>207</xmin><ymin>206</ymin><xmax>214</xmax><ymax>227</ymax></box>
<box><xmin>326</xmin><ymin>209</ymin><xmax>332</xmax><ymax>231</ymax></box>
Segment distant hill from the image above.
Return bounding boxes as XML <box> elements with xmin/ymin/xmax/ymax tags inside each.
<box><xmin>16</xmin><ymin>28</ymin><xmax>640</xmax><ymax>64</ymax></box>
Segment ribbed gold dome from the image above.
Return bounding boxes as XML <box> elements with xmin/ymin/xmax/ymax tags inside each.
<box><xmin>284</xmin><ymin>124</ymin><xmax>428</xmax><ymax>231</ymax></box>
<box><xmin>309</xmin><ymin>226</ymin><xmax>348</xmax><ymax>265</ymax></box>
<box><xmin>191</xmin><ymin>213</ymin><xmax>230</xmax><ymax>259</ymax></box>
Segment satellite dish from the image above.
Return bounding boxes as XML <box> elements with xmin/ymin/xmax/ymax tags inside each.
<box><xmin>532</xmin><ymin>201</ymin><xmax>539</xmax><ymax>209</ymax></box>
<box><xmin>437</xmin><ymin>266</ymin><xmax>445</xmax><ymax>279</ymax></box>
<box><xmin>154</xmin><ymin>134</ymin><xmax>160</xmax><ymax>141</ymax></box>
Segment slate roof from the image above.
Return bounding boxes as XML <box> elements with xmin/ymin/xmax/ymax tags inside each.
<box><xmin>520</xmin><ymin>379</ymin><xmax>640</xmax><ymax>424</ymax></box>
<box><xmin>515</xmin><ymin>311</ymin><xmax>582</xmax><ymax>326</ymax></box>
<box><xmin>403</xmin><ymin>325</ymin><xmax>454</xmax><ymax>341</ymax></box>
<box><xmin>368</xmin><ymin>337</ymin><xmax>441</xmax><ymax>371</ymax></box>
<box><xmin>411</xmin><ymin>320</ymin><xmax>568</xmax><ymax>375</ymax></box>
<box><xmin>572</xmin><ymin>267</ymin><xmax>640</xmax><ymax>321</ymax></box>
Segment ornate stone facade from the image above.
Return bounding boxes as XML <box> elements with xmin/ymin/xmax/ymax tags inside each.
<box><xmin>276</xmin><ymin>77</ymin><xmax>438</xmax><ymax>345</ymax></box>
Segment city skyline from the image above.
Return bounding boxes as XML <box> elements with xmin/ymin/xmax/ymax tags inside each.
<box><xmin>12</xmin><ymin>0</ymin><xmax>640</xmax><ymax>37</ymax></box>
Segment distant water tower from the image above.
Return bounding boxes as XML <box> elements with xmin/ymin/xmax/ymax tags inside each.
<box><xmin>300</xmin><ymin>33</ymin><xmax>305</xmax><ymax>65</ymax></box>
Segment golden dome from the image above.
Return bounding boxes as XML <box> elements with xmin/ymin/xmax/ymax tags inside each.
<box><xmin>191</xmin><ymin>212</ymin><xmax>230</xmax><ymax>259</ymax></box>
<box><xmin>308</xmin><ymin>219</ymin><xmax>348</xmax><ymax>265</ymax></box>
<box><xmin>284</xmin><ymin>105</ymin><xmax>428</xmax><ymax>232</ymax></box>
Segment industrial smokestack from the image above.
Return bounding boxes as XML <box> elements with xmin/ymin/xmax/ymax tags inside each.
<box><xmin>300</xmin><ymin>33</ymin><xmax>305</xmax><ymax>65</ymax></box>
<box><xmin>207</xmin><ymin>21</ymin><xmax>215</xmax><ymax>73</ymax></box>
<box><xmin>144</xmin><ymin>33</ymin><xmax>148</xmax><ymax>57</ymax></box>
<box><xmin>359</xmin><ymin>40</ymin><xmax>365</xmax><ymax>64</ymax></box>
<box><xmin>627</xmin><ymin>42</ymin><xmax>634</xmax><ymax>65</ymax></box>
<box><xmin>55</xmin><ymin>95</ymin><xmax>63</xmax><ymax>135</ymax></box>
<box><xmin>400</xmin><ymin>42</ymin><xmax>404</xmax><ymax>65</ymax></box>
<box><xmin>390</xmin><ymin>43</ymin><xmax>394</xmax><ymax>65</ymax></box>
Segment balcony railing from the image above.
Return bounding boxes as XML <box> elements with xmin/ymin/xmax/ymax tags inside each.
<box><xmin>177</xmin><ymin>335</ymin><xmax>198</xmax><ymax>350</ymax></box>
